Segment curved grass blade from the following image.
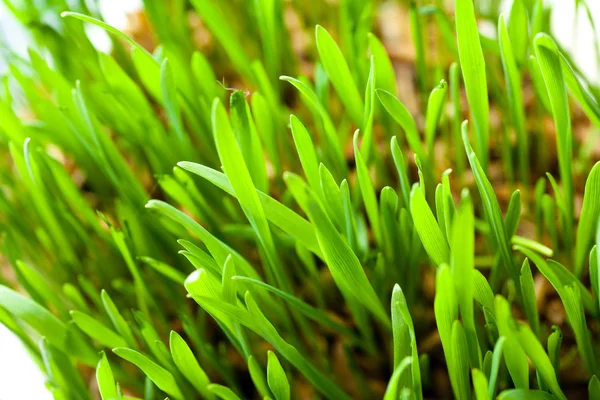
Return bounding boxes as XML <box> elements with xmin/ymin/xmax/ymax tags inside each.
<box><xmin>514</xmin><ymin>247</ymin><xmax>596</xmax><ymax>316</ymax></box>
<box><xmin>113</xmin><ymin>348</ymin><xmax>184</xmax><ymax>400</ymax></box>
<box><xmin>0</xmin><ymin>285</ymin><xmax>66</xmax><ymax>353</ymax></box>
<box><xmin>267</xmin><ymin>351</ymin><xmax>290</xmax><ymax>400</ymax></box>
<box><xmin>210</xmin><ymin>98</ymin><xmax>285</xmax><ymax>289</ymax></box>
<box><xmin>146</xmin><ymin>200</ymin><xmax>262</xmax><ymax>281</ymax></box>
<box><xmin>575</xmin><ymin>162</ymin><xmax>600</xmax><ymax>276</ymax></box>
<box><xmin>101</xmin><ymin>290</ymin><xmax>137</xmax><ymax>349</ymax></box>
<box><xmin>232</xmin><ymin>276</ymin><xmax>356</xmax><ymax>339</ymax></box>
<box><xmin>61</xmin><ymin>12</ymin><xmax>153</xmax><ymax>61</ymax></box>
<box><xmin>498</xmin><ymin>389</ymin><xmax>560</xmax><ymax>400</ymax></box>
<box><xmin>472</xmin><ymin>368</ymin><xmax>491</xmax><ymax>400</ymax></box>
<box><xmin>561</xmin><ymin>284</ymin><xmax>597</xmax><ymax>375</ymax></box>
<box><xmin>383</xmin><ymin>357</ymin><xmax>412</xmax><ymax>400</ymax></box>
<box><xmin>96</xmin><ymin>353</ymin><xmax>118</xmax><ymax>400</ymax></box>
<box><xmin>70</xmin><ymin>311</ymin><xmax>127</xmax><ymax>349</ymax></box>
<box><xmin>390</xmin><ymin>136</ymin><xmax>412</xmax><ymax>208</ymax></box>
<box><xmin>410</xmin><ymin>185</ymin><xmax>449</xmax><ymax>266</ymax></box>
<box><xmin>230</xmin><ymin>90</ymin><xmax>269</xmax><ymax>193</ymax></box>
<box><xmin>354</xmin><ymin>131</ymin><xmax>382</xmax><ymax>245</ymax></box>
<box><xmin>176</xmin><ymin>162</ymin><xmax>322</xmax><ymax>258</ymax></box>
<box><xmin>534</xmin><ymin>33</ymin><xmax>574</xmax><ymax>262</ymax></box>
<box><xmin>425</xmin><ymin>80</ymin><xmax>447</xmax><ymax>156</ymax></box>
<box><xmin>455</xmin><ymin>0</ymin><xmax>489</xmax><ymax>169</ymax></box>
<box><xmin>248</xmin><ymin>355</ymin><xmax>270</xmax><ymax>398</ymax></box>
<box><xmin>284</xmin><ymin>173</ymin><xmax>390</xmax><ymax>326</ymax></box>
<box><xmin>507</xmin><ymin>0</ymin><xmax>528</xmax><ymax>66</ymax></box>
<box><xmin>315</xmin><ymin>25</ymin><xmax>364</xmax><ymax>125</ymax></box>
<box><xmin>187</xmin><ymin>285</ymin><xmax>352</xmax><ymax>400</ymax></box>
<box><xmin>590</xmin><ymin>375</ymin><xmax>600</xmax><ymax>399</ymax></box>
<box><xmin>377</xmin><ymin>89</ymin><xmax>426</xmax><ymax>162</ymax></box>
<box><xmin>170</xmin><ymin>331</ymin><xmax>214</xmax><ymax>399</ymax></box>
<box><xmin>279</xmin><ymin>76</ymin><xmax>346</xmax><ymax>177</ymax></box>
<box><xmin>515</xmin><ymin>323</ymin><xmax>566</xmax><ymax>399</ymax></box>
<box><xmin>520</xmin><ymin>259</ymin><xmax>540</xmax><ymax>335</ymax></box>
<box><xmin>392</xmin><ymin>284</ymin><xmax>422</xmax><ymax>399</ymax></box>
<box><xmin>488</xmin><ymin>337</ymin><xmax>506</xmax><ymax>398</ymax></box>
<box><xmin>207</xmin><ymin>384</ymin><xmax>241</xmax><ymax>400</ymax></box>
<box><xmin>462</xmin><ymin>121</ymin><xmax>519</xmax><ymax>298</ymax></box>
<box><xmin>495</xmin><ymin>296</ymin><xmax>529</xmax><ymax>389</ymax></box>
<box><xmin>559</xmin><ymin>53</ymin><xmax>600</xmax><ymax>129</ymax></box>
<box><xmin>290</xmin><ymin>114</ymin><xmax>321</xmax><ymax>192</ymax></box>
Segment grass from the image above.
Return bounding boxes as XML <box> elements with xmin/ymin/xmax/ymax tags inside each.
<box><xmin>1</xmin><ymin>0</ymin><xmax>600</xmax><ymax>399</ymax></box>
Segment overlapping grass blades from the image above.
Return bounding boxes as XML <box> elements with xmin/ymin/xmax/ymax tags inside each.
<box><xmin>1</xmin><ymin>0</ymin><xmax>600</xmax><ymax>398</ymax></box>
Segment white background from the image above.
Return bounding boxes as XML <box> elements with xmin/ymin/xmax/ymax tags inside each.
<box><xmin>0</xmin><ymin>0</ymin><xmax>599</xmax><ymax>398</ymax></box>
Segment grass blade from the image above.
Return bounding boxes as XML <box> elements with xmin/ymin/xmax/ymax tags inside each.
<box><xmin>499</xmin><ymin>15</ymin><xmax>529</xmax><ymax>184</ymax></box>
<box><xmin>96</xmin><ymin>353</ymin><xmax>118</xmax><ymax>400</ymax></box>
<box><xmin>70</xmin><ymin>310</ymin><xmax>127</xmax><ymax>349</ymax></box>
<box><xmin>113</xmin><ymin>348</ymin><xmax>184</xmax><ymax>400</ymax></box>
<box><xmin>267</xmin><ymin>351</ymin><xmax>291</xmax><ymax>400</ymax></box>
<box><xmin>170</xmin><ymin>331</ymin><xmax>214</xmax><ymax>399</ymax></box>
<box><xmin>284</xmin><ymin>173</ymin><xmax>390</xmax><ymax>326</ymax></box>
<box><xmin>315</xmin><ymin>25</ymin><xmax>364</xmax><ymax>125</ymax></box>
<box><xmin>534</xmin><ymin>33</ymin><xmax>574</xmax><ymax>262</ymax></box>
<box><xmin>410</xmin><ymin>184</ymin><xmax>449</xmax><ymax>266</ymax></box>
<box><xmin>575</xmin><ymin>162</ymin><xmax>600</xmax><ymax>275</ymax></box>
<box><xmin>462</xmin><ymin>121</ymin><xmax>519</xmax><ymax>298</ymax></box>
<box><xmin>455</xmin><ymin>0</ymin><xmax>490</xmax><ymax>169</ymax></box>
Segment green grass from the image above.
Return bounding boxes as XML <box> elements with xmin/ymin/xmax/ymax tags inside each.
<box><xmin>1</xmin><ymin>0</ymin><xmax>600</xmax><ymax>399</ymax></box>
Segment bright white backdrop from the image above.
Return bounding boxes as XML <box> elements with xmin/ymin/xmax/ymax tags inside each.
<box><xmin>0</xmin><ymin>0</ymin><xmax>598</xmax><ymax>398</ymax></box>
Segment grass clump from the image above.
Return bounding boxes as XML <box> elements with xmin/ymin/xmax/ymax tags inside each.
<box><xmin>2</xmin><ymin>0</ymin><xmax>600</xmax><ymax>398</ymax></box>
